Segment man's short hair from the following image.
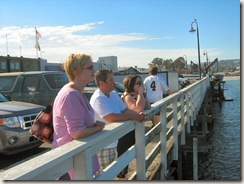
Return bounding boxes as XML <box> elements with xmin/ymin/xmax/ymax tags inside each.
<box><xmin>149</xmin><ymin>65</ymin><xmax>158</xmax><ymax>75</ymax></box>
<box><xmin>95</xmin><ymin>69</ymin><xmax>113</xmax><ymax>87</ymax></box>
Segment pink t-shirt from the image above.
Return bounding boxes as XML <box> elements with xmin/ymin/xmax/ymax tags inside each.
<box><xmin>52</xmin><ymin>84</ymin><xmax>99</xmax><ymax>179</ymax></box>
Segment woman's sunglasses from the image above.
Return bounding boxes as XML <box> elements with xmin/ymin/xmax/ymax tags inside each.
<box><xmin>83</xmin><ymin>65</ymin><xmax>94</xmax><ymax>70</ymax></box>
<box><xmin>135</xmin><ymin>80</ymin><xmax>142</xmax><ymax>85</ymax></box>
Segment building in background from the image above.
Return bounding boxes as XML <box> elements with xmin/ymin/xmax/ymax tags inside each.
<box><xmin>0</xmin><ymin>55</ymin><xmax>63</xmax><ymax>73</ymax></box>
<box><xmin>97</xmin><ymin>56</ymin><xmax>118</xmax><ymax>72</ymax></box>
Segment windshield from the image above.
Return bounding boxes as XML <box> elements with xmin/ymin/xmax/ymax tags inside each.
<box><xmin>115</xmin><ymin>82</ymin><xmax>125</xmax><ymax>93</ymax></box>
<box><xmin>0</xmin><ymin>76</ymin><xmax>17</xmax><ymax>91</ymax></box>
<box><xmin>0</xmin><ymin>93</ymin><xmax>8</xmax><ymax>102</ymax></box>
<box><xmin>86</xmin><ymin>81</ymin><xmax>96</xmax><ymax>87</ymax></box>
<box><xmin>43</xmin><ymin>73</ymin><xmax>69</xmax><ymax>89</ymax></box>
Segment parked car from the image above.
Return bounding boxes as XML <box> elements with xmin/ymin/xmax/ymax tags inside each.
<box><xmin>178</xmin><ymin>74</ymin><xmax>190</xmax><ymax>89</ymax></box>
<box><xmin>86</xmin><ymin>81</ymin><xmax>125</xmax><ymax>92</ymax></box>
<box><xmin>83</xmin><ymin>81</ymin><xmax>125</xmax><ymax>100</ymax></box>
<box><xmin>0</xmin><ymin>92</ymin><xmax>45</xmax><ymax>155</ymax></box>
<box><xmin>0</xmin><ymin>71</ymin><xmax>69</xmax><ymax>106</ymax></box>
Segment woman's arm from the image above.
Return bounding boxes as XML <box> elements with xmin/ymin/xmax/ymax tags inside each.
<box><xmin>125</xmin><ymin>94</ymin><xmax>145</xmax><ymax>112</ymax></box>
<box><xmin>124</xmin><ymin>86</ymin><xmax>146</xmax><ymax>112</ymax></box>
<box><xmin>70</xmin><ymin>122</ymin><xmax>105</xmax><ymax>140</ymax></box>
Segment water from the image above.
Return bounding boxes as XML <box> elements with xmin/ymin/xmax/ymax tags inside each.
<box><xmin>198</xmin><ymin>78</ymin><xmax>241</xmax><ymax>180</ymax></box>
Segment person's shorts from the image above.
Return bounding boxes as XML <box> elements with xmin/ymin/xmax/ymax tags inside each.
<box><xmin>97</xmin><ymin>147</ymin><xmax>117</xmax><ymax>170</ymax></box>
<box><xmin>150</xmin><ymin>102</ymin><xmax>160</xmax><ymax>115</ymax></box>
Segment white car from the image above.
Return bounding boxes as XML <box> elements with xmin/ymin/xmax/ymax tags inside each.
<box><xmin>178</xmin><ymin>74</ymin><xmax>190</xmax><ymax>89</ymax></box>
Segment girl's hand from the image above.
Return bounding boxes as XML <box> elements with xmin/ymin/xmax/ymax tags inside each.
<box><xmin>137</xmin><ymin>85</ymin><xmax>144</xmax><ymax>95</ymax></box>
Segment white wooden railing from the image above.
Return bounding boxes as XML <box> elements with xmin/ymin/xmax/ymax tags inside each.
<box><xmin>0</xmin><ymin>76</ymin><xmax>210</xmax><ymax>181</ymax></box>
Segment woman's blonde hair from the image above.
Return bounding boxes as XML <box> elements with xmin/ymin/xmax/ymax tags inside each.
<box><xmin>64</xmin><ymin>53</ymin><xmax>92</xmax><ymax>81</ymax></box>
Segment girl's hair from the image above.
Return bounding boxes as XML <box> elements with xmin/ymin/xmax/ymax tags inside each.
<box><xmin>122</xmin><ymin>74</ymin><xmax>142</xmax><ymax>93</ymax></box>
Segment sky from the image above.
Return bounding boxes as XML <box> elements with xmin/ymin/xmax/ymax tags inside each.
<box><xmin>0</xmin><ymin>0</ymin><xmax>241</xmax><ymax>68</ymax></box>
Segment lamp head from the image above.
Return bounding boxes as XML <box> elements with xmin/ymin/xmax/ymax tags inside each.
<box><xmin>189</xmin><ymin>27</ymin><xmax>196</xmax><ymax>32</ymax></box>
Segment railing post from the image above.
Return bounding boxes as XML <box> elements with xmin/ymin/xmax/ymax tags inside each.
<box><xmin>189</xmin><ymin>90</ymin><xmax>195</xmax><ymax>127</ymax></box>
<box><xmin>74</xmin><ymin>148</ymin><xmax>93</xmax><ymax>180</ymax></box>
<box><xmin>193</xmin><ymin>138</ymin><xmax>198</xmax><ymax>180</ymax></box>
<box><xmin>186</xmin><ymin>91</ymin><xmax>191</xmax><ymax>133</ymax></box>
<box><xmin>197</xmin><ymin>84</ymin><xmax>202</xmax><ymax>112</ymax></box>
<box><xmin>160</xmin><ymin>105</ymin><xmax>167</xmax><ymax>180</ymax></box>
<box><xmin>74</xmin><ymin>152</ymin><xmax>83</xmax><ymax>180</ymax></box>
<box><xmin>173</xmin><ymin>98</ymin><xmax>178</xmax><ymax>160</ymax></box>
<box><xmin>135</xmin><ymin>121</ymin><xmax>146</xmax><ymax>180</ymax></box>
<box><xmin>180</xmin><ymin>94</ymin><xmax>185</xmax><ymax>145</ymax></box>
<box><xmin>192</xmin><ymin>88</ymin><xmax>197</xmax><ymax>123</ymax></box>
<box><xmin>202</xmin><ymin>106</ymin><xmax>208</xmax><ymax>136</ymax></box>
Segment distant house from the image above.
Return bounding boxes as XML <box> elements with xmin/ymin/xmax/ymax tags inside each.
<box><xmin>117</xmin><ymin>67</ymin><xmax>141</xmax><ymax>74</ymax></box>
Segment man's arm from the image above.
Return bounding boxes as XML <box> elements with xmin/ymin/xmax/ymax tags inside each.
<box><xmin>166</xmin><ymin>89</ymin><xmax>172</xmax><ymax>95</ymax></box>
<box><xmin>103</xmin><ymin>107</ymin><xmax>146</xmax><ymax>123</ymax></box>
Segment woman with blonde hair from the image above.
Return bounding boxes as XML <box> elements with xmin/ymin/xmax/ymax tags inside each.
<box><xmin>52</xmin><ymin>54</ymin><xmax>105</xmax><ymax>180</ymax></box>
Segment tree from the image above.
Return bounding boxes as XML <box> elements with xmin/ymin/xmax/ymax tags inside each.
<box><xmin>151</xmin><ymin>57</ymin><xmax>164</xmax><ymax>71</ymax></box>
<box><xmin>162</xmin><ymin>59</ymin><xmax>173</xmax><ymax>71</ymax></box>
<box><xmin>173</xmin><ymin>57</ymin><xmax>186</xmax><ymax>71</ymax></box>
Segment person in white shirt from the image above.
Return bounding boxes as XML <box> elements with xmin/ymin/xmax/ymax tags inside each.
<box><xmin>143</xmin><ymin>65</ymin><xmax>172</xmax><ymax>125</ymax></box>
<box><xmin>90</xmin><ymin>69</ymin><xmax>146</xmax><ymax>179</ymax></box>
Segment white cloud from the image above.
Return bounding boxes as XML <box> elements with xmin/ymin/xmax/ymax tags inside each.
<box><xmin>0</xmin><ymin>23</ymin><xmax>223</xmax><ymax>68</ymax></box>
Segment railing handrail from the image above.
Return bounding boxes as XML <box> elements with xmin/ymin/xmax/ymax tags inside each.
<box><xmin>0</xmin><ymin>76</ymin><xmax>210</xmax><ymax>181</ymax></box>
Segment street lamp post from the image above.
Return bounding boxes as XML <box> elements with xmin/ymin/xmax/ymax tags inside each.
<box><xmin>189</xmin><ymin>19</ymin><xmax>201</xmax><ymax>80</ymax></box>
